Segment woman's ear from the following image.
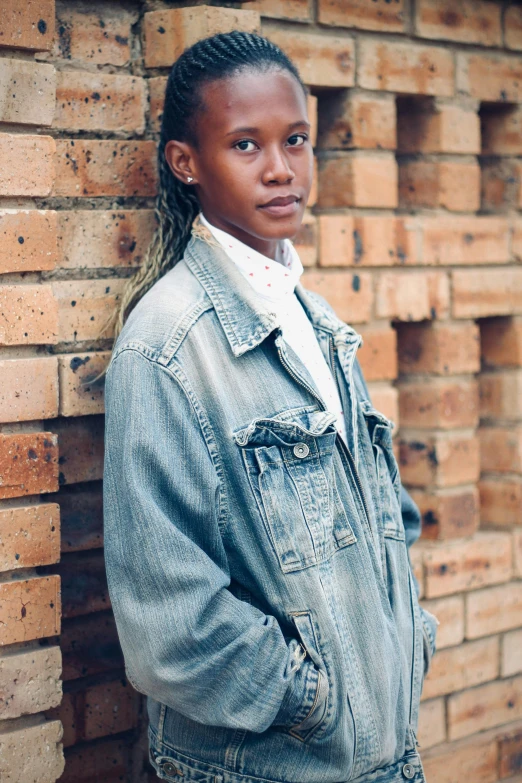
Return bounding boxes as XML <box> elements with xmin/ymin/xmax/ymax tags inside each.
<box><xmin>165</xmin><ymin>139</ymin><xmax>199</xmax><ymax>186</ymax></box>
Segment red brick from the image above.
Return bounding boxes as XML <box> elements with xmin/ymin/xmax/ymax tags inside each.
<box><xmin>0</xmin><ymin>210</ymin><xmax>57</xmax><ymax>275</ymax></box>
<box><xmin>502</xmin><ymin>630</ymin><xmax>522</xmax><ymax>678</ymax></box>
<box><xmin>0</xmin><ymin>432</ymin><xmax>58</xmax><ymax>500</ymax></box>
<box><xmin>242</xmin><ymin>0</ymin><xmax>312</xmax><ymax>22</ymax></box>
<box><xmin>58</xmin><ymin>351</ymin><xmax>109</xmax><ymax>417</ymax></box>
<box><xmin>368</xmin><ymin>383</ymin><xmax>399</xmax><ymax>425</ymax></box>
<box><xmin>424</xmin><ymin>531</ymin><xmax>512</xmax><ymax>597</ymax></box>
<box><xmin>54</xmin><ymin>140</ymin><xmax>157</xmax><ymax>198</ymax></box>
<box><xmin>0</xmin><ymin>504</ymin><xmax>60</xmax><ymax>572</ymax></box>
<box><xmin>57</xmin><ymin>209</ymin><xmax>153</xmax><ymax>270</ymax></box>
<box><xmin>499</xmin><ymin>725</ymin><xmax>522</xmax><ymax>778</ymax></box>
<box><xmin>293</xmin><ymin>211</ymin><xmax>317</xmax><ymax>267</ymax></box>
<box><xmin>397</xmin><ymin>321</ymin><xmax>480</xmax><ymax>375</ymax></box>
<box><xmin>266</xmin><ymin>28</ymin><xmax>355</xmax><ymax>88</ymax></box>
<box><xmin>420</xmin><ymin>595</ymin><xmax>464</xmax><ymax>649</ymax></box>
<box><xmin>60</xmin><ymin>611</ymin><xmax>122</xmax><ymax>681</ymax></box>
<box><xmin>0</xmin><ymin>719</ymin><xmax>64</xmax><ymax>782</ymax></box>
<box><xmin>52</xmin><ymin>484</ymin><xmax>102</xmax><ymax>553</ymax></box>
<box><xmin>480</xmin><ymin>427</ymin><xmax>522</xmax><ymax>474</ymax></box>
<box><xmin>397</xmin><ymin>99</ymin><xmax>480</xmax><ymax>155</ymax></box>
<box><xmin>144</xmin><ymin>7</ymin><xmax>260</xmax><ymax>68</ymax></box>
<box><xmin>0</xmin><ymin>357</ymin><xmax>58</xmax><ymax>423</ymax></box>
<box><xmin>415</xmin><ymin>0</ymin><xmax>501</xmax><ymax>46</ymax></box>
<box><xmin>148</xmin><ymin>76</ymin><xmax>167</xmax><ymax>133</ymax></box>
<box><xmin>409</xmin><ymin>546</ymin><xmax>425</xmax><ymax>599</ymax></box>
<box><xmin>0</xmin><ymin>285</ymin><xmax>58</xmax><ymax>346</ymax></box>
<box><xmin>409</xmin><ymin>487</ymin><xmax>479</xmax><ymax>541</ymax></box>
<box><xmin>60</xmin><ymin>737</ymin><xmax>131</xmax><ymax>783</ymax></box>
<box><xmin>318</xmin><ymin>0</ymin><xmax>406</xmax><ymax>31</ymax></box>
<box><xmin>480</xmin><ymin>371</ymin><xmax>522</xmax><ymax>421</ymax></box>
<box><xmin>422</xmin><ymin>636</ymin><xmax>499</xmax><ymax>701</ymax></box>
<box><xmin>481</xmin><ymin>317</ymin><xmax>522</xmax><ymax>368</ymax></box>
<box><xmin>0</xmin><ymin>134</ymin><xmax>55</xmax><ymax>197</ymax></box>
<box><xmin>375</xmin><ymin>270</ymin><xmax>450</xmax><ymax>321</ymax></box>
<box><xmin>505</xmin><ymin>5</ymin><xmax>522</xmax><ymax>51</ymax></box>
<box><xmin>0</xmin><ymin>575</ymin><xmax>60</xmax><ymax>645</ymax></box>
<box><xmin>0</xmin><ymin>0</ymin><xmax>55</xmax><ymax>51</ymax></box>
<box><xmin>481</xmin><ymin>158</ymin><xmax>522</xmax><ymax>212</ymax></box>
<box><xmin>318</xmin><ymin>91</ymin><xmax>396</xmax><ymax>150</ymax></box>
<box><xmin>303</xmin><ymin>270</ymin><xmax>372</xmax><ymax>323</ymax></box>
<box><xmin>452</xmin><ymin>268</ymin><xmax>522</xmax><ymax>319</ymax></box>
<box><xmin>422</xmin><ymin>735</ymin><xmax>498</xmax><ymax>783</ymax></box>
<box><xmin>0</xmin><ymin>59</ymin><xmax>55</xmax><ymax>126</ymax></box>
<box><xmin>54</xmin><ymin>71</ymin><xmax>145</xmax><ymax>134</ymax></box>
<box><xmin>0</xmin><ymin>645</ymin><xmax>62</xmax><ymax>719</ymax></box>
<box><xmin>481</xmin><ymin>104</ymin><xmax>522</xmax><ymax>156</ymax></box>
<box><xmin>457</xmin><ymin>51</ymin><xmax>522</xmax><ymax>101</ymax></box>
<box><xmin>466</xmin><ymin>583</ymin><xmax>522</xmax><ymax>638</ymax></box>
<box><xmin>448</xmin><ymin>675</ymin><xmax>522</xmax><ymax>740</ymax></box>
<box><xmin>319</xmin><ymin>215</ymin><xmax>416</xmax><ymax>267</ymax></box>
<box><xmin>479</xmin><ymin>478</ymin><xmax>522</xmax><ymax>528</ymax></box>
<box><xmin>399</xmin><ymin>433</ymin><xmax>480</xmax><ymax>488</ymax></box>
<box><xmin>357</xmin><ymin>326</ymin><xmax>397</xmax><ymax>381</ymax></box>
<box><xmin>52</xmin><ymin>279</ymin><xmax>125</xmax><ymax>343</ymax></box>
<box><xmin>358</xmin><ymin>39</ymin><xmax>454</xmax><ymax>96</ymax></box>
<box><xmin>53</xmin><ymin>415</ymin><xmax>104</xmax><ymax>486</ymax></box>
<box><xmin>318</xmin><ymin>152</ymin><xmax>398</xmax><ymax>208</ymax></box>
<box><xmin>399</xmin><ymin>159</ymin><xmax>480</xmax><ymax>212</ymax></box>
<box><xmin>59</xmin><ymin>551</ymin><xmax>109</xmax><ymax>619</ymax></box>
<box><xmin>52</xmin><ymin>5</ymin><xmax>134</xmax><ymax>66</ymax></box>
<box><xmin>418</xmin><ymin>698</ymin><xmax>446</xmax><ymax>749</ymax></box>
<box><xmin>419</xmin><ymin>215</ymin><xmax>510</xmax><ymax>266</ymax></box>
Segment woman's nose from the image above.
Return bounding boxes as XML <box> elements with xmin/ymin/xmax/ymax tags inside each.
<box><xmin>263</xmin><ymin>147</ymin><xmax>295</xmax><ymax>184</ymax></box>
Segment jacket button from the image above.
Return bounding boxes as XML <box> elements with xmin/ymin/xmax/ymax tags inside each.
<box><xmin>293</xmin><ymin>442</ymin><xmax>310</xmax><ymax>458</ymax></box>
<box><xmin>162</xmin><ymin>762</ymin><xmax>184</xmax><ymax>776</ymax></box>
<box><xmin>402</xmin><ymin>763</ymin><xmax>415</xmax><ymax>779</ymax></box>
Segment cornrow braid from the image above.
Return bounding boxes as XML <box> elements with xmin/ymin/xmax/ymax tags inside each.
<box><xmin>110</xmin><ymin>30</ymin><xmax>305</xmax><ymax>342</ymax></box>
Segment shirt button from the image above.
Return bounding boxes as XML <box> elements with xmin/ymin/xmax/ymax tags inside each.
<box><xmin>293</xmin><ymin>442</ymin><xmax>310</xmax><ymax>459</ymax></box>
<box><xmin>402</xmin><ymin>763</ymin><xmax>415</xmax><ymax>779</ymax></box>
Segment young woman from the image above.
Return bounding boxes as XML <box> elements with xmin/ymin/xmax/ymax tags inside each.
<box><xmin>103</xmin><ymin>31</ymin><xmax>438</xmax><ymax>783</ymax></box>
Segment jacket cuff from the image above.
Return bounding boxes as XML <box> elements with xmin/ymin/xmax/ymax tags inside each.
<box><xmin>420</xmin><ymin>606</ymin><xmax>439</xmax><ymax>676</ymax></box>
<box><xmin>273</xmin><ymin>659</ymin><xmax>328</xmax><ymax>730</ymax></box>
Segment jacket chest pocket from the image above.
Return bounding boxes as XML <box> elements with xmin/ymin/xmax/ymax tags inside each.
<box><xmin>234</xmin><ymin>407</ymin><xmax>357</xmax><ymax>573</ymax></box>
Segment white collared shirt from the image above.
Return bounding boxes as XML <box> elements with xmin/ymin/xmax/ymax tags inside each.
<box><xmin>199</xmin><ymin>213</ymin><xmax>347</xmax><ymax>444</ymax></box>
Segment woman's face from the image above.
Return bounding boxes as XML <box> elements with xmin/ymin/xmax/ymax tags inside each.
<box><xmin>165</xmin><ymin>67</ymin><xmax>314</xmax><ymax>259</ymax></box>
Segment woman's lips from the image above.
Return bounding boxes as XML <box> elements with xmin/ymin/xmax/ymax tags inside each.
<box><xmin>258</xmin><ymin>198</ymin><xmax>300</xmax><ymax>217</ymax></box>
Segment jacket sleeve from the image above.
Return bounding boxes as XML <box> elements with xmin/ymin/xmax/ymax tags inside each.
<box><xmin>103</xmin><ymin>347</ymin><xmax>326</xmax><ymax>733</ymax></box>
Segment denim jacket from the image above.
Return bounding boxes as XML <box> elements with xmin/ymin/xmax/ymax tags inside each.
<box><xmin>103</xmin><ymin>220</ymin><xmax>438</xmax><ymax>783</ymax></box>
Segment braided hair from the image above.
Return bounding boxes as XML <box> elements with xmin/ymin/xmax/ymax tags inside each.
<box><xmin>112</xmin><ymin>31</ymin><xmax>305</xmax><ymax>339</ymax></box>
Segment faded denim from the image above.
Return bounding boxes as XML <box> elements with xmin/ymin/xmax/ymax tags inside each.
<box><xmin>103</xmin><ymin>222</ymin><xmax>438</xmax><ymax>783</ymax></box>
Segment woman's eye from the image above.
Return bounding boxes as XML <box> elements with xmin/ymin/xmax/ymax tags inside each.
<box><xmin>287</xmin><ymin>134</ymin><xmax>307</xmax><ymax>147</ymax></box>
<box><xmin>234</xmin><ymin>140</ymin><xmax>257</xmax><ymax>152</ymax></box>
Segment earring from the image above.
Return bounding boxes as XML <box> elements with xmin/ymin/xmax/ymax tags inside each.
<box><xmin>187</xmin><ymin>176</ymin><xmax>194</xmax><ymax>183</ymax></box>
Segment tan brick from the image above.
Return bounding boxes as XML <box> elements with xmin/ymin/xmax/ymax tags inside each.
<box><xmin>397</xmin><ymin>99</ymin><xmax>480</xmax><ymax>155</ymax></box>
<box><xmin>318</xmin><ymin>91</ymin><xmax>396</xmax><ymax>150</ymax></box>
<box><xmin>317</xmin><ymin>0</ymin><xmax>406</xmax><ymax>31</ymax></box>
<box><xmin>357</xmin><ymin>327</ymin><xmax>397</xmax><ymax>382</ymax></box>
<box><xmin>481</xmin><ymin>158</ymin><xmax>522</xmax><ymax>212</ymax></box>
<box><xmin>467</xmin><ymin>582</ymin><xmax>522</xmax><ymax>638</ymax></box>
<box><xmin>0</xmin><ymin>357</ymin><xmax>58</xmax><ymax>423</ymax></box>
<box><xmin>415</xmin><ymin>0</ymin><xmax>501</xmax><ymax>46</ymax></box>
<box><xmin>480</xmin><ymin>371</ymin><xmax>522</xmax><ymax>422</ymax></box>
<box><xmin>409</xmin><ymin>546</ymin><xmax>425</xmax><ymax>599</ymax></box>
<box><xmin>422</xmin><ymin>735</ymin><xmax>498</xmax><ymax>783</ymax></box>
<box><xmin>453</xmin><ymin>268</ymin><xmax>522</xmax><ymax>319</ymax></box>
<box><xmin>60</xmin><ymin>611</ymin><xmax>121</xmax><ymax>681</ymax></box>
<box><xmin>0</xmin><ymin>0</ymin><xmax>55</xmax><ymax>51</ymax></box>
<box><xmin>0</xmin><ymin>285</ymin><xmax>58</xmax><ymax>346</ymax></box>
<box><xmin>481</xmin><ymin>317</ymin><xmax>522</xmax><ymax>368</ymax></box>
<box><xmin>410</xmin><ymin>487</ymin><xmax>480</xmax><ymax>541</ymax></box>
<box><xmin>420</xmin><ymin>215</ymin><xmax>510</xmax><ymax>266</ymax></box>
<box><xmin>367</xmin><ymin>383</ymin><xmax>398</xmax><ymax>424</ymax></box>
<box><xmin>375</xmin><ymin>270</ymin><xmax>450</xmax><ymax>321</ymax></box>
<box><xmin>480</xmin><ymin>427</ymin><xmax>522</xmax><ymax>474</ymax></box>
<box><xmin>418</xmin><ymin>698</ymin><xmax>446</xmax><ymax>749</ymax></box>
<box><xmin>502</xmin><ymin>630</ymin><xmax>522</xmax><ymax>677</ymax></box>
<box><xmin>399</xmin><ymin>433</ymin><xmax>480</xmax><ymax>488</ymax></box>
<box><xmin>420</xmin><ymin>595</ymin><xmax>464</xmax><ymax>649</ymax></box>
<box><xmin>358</xmin><ymin>39</ymin><xmax>454</xmax><ymax>96</ymax></box>
<box><xmin>319</xmin><ymin>215</ymin><xmax>416</xmax><ymax>267</ymax></box>
<box><xmin>399</xmin><ymin>159</ymin><xmax>480</xmax><ymax>212</ymax></box>
<box><xmin>0</xmin><ymin>59</ymin><xmax>55</xmax><ymax>126</ymax></box>
<box><xmin>515</xmin><ymin>529</ymin><xmax>522</xmax><ymax>578</ymax></box>
<box><xmin>0</xmin><ymin>134</ymin><xmax>55</xmax><ymax>197</ymax></box>
<box><xmin>58</xmin><ymin>351</ymin><xmax>109</xmax><ymax>417</ymax></box>
<box><xmin>399</xmin><ymin>378</ymin><xmax>478</xmax><ymax>430</ymax></box>
<box><xmin>0</xmin><ymin>575</ymin><xmax>60</xmax><ymax>645</ymax></box>
<box><xmin>0</xmin><ymin>504</ymin><xmax>60</xmax><ymax>572</ymax></box>
<box><xmin>0</xmin><ymin>646</ymin><xmax>61</xmax><ymax>719</ymax></box>
<box><xmin>53</xmin><ymin>278</ymin><xmax>125</xmax><ymax>343</ymax></box>
<box><xmin>480</xmin><ymin>478</ymin><xmax>522</xmax><ymax>528</ymax></box>
<box><xmin>424</xmin><ymin>531</ymin><xmax>512</xmax><ymax>598</ymax></box>
<box><xmin>318</xmin><ymin>152</ymin><xmax>398</xmax><ymax>208</ymax></box>
<box><xmin>52</xmin><ymin>5</ymin><xmax>134</xmax><ymax>66</ymax></box>
<box><xmin>0</xmin><ymin>718</ymin><xmax>64</xmax><ymax>783</ymax></box>
<box><xmin>52</xmin><ymin>484</ymin><xmax>102</xmax><ymax>553</ymax></box>
<box><xmin>54</xmin><ymin>415</ymin><xmax>104</xmax><ymax>486</ymax></box>
<box><xmin>457</xmin><ymin>51</ymin><xmax>522</xmax><ymax>101</ymax></box>
<box><xmin>242</xmin><ymin>0</ymin><xmax>311</xmax><ymax>22</ymax></box>
<box><xmin>59</xmin><ymin>736</ymin><xmax>131</xmax><ymax>783</ymax></box>
<box><xmin>499</xmin><ymin>725</ymin><xmax>522</xmax><ymax>779</ymax></box>
<box><xmin>54</xmin><ymin>140</ymin><xmax>157</xmax><ymax>198</ymax></box>
<box><xmin>149</xmin><ymin>75</ymin><xmax>167</xmax><ymax>133</ymax></box>
<box><xmin>397</xmin><ymin>321</ymin><xmax>480</xmax><ymax>375</ymax></box>
<box><xmin>0</xmin><ymin>210</ymin><xmax>57</xmax><ymax>275</ymax></box>
<box><xmin>144</xmin><ymin>7</ymin><xmax>259</xmax><ymax>68</ymax></box>
<box><xmin>505</xmin><ymin>5</ymin><xmax>522</xmax><ymax>51</ymax></box>
<box><xmin>266</xmin><ymin>28</ymin><xmax>354</xmax><ymax>88</ymax></box>
<box><xmin>293</xmin><ymin>211</ymin><xmax>317</xmax><ymax>267</ymax></box>
<box><xmin>303</xmin><ymin>270</ymin><xmax>372</xmax><ymax>323</ymax></box>
<box><xmin>0</xmin><ymin>432</ymin><xmax>59</xmax><ymax>500</ymax></box>
<box><xmin>481</xmin><ymin>105</ymin><xmax>522</xmax><ymax>156</ymax></box>
<box><xmin>54</xmin><ymin>71</ymin><xmax>146</xmax><ymax>133</ymax></box>
<box><xmin>423</xmin><ymin>637</ymin><xmax>499</xmax><ymax>701</ymax></box>
<box><xmin>448</xmin><ymin>675</ymin><xmax>522</xmax><ymax>740</ymax></box>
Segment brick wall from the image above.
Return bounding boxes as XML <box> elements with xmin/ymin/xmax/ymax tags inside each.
<box><xmin>0</xmin><ymin>1</ymin><xmax>521</xmax><ymax>782</ymax></box>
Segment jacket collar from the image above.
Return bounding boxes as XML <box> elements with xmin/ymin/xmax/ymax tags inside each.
<box><xmin>184</xmin><ymin>217</ymin><xmax>361</xmax><ymax>357</ymax></box>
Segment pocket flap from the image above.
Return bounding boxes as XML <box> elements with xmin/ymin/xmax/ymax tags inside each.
<box><xmin>233</xmin><ymin>406</ymin><xmax>337</xmax><ymax>448</ymax></box>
